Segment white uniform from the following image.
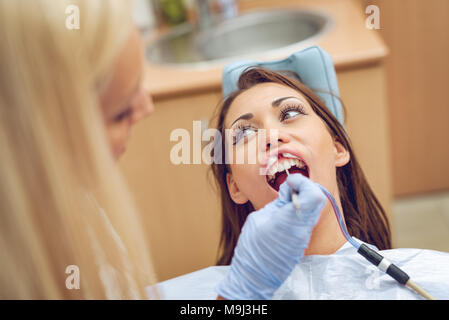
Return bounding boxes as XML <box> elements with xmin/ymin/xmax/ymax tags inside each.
<box><xmin>153</xmin><ymin>240</ymin><xmax>449</xmax><ymax>300</ymax></box>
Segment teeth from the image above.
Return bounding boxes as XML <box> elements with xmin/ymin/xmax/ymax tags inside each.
<box><xmin>289</xmin><ymin>159</ymin><xmax>295</xmax><ymax>167</ymax></box>
<box><xmin>266</xmin><ymin>157</ymin><xmax>306</xmax><ymax>182</ymax></box>
<box><xmin>278</xmin><ymin>162</ymin><xmax>284</xmax><ymax>172</ymax></box>
<box><xmin>268</xmin><ymin>165</ymin><xmax>275</xmax><ymax>177</ymax></box>
<box><xmin>267</xmin><ymin>156</ymin><xmax>277</xmax><ymax>168</ymax></box>
<box><xmin>282</xmin><ymin>152</ymin><xmax>297</xmax><ymax>159</ymax></box>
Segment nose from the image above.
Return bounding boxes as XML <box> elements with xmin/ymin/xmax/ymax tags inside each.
<box><xmin>131</xmin><ymin>88</ymin><xmax>154</xmax><ymax>124</ymax></box>
<box><xmin>265</xmin><ymin>129</ymin><xmax>291</xmax><ymax>151</ymax></box>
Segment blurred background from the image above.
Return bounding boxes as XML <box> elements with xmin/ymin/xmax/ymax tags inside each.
<box><xmin>124</xmin><ymin>0</ymin><xmax>449</xmax><ymax>281</ymax></box>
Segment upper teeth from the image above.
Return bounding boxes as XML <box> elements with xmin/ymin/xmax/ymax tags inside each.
<box><xmin>267</xmin><ymin>154</ymin><xmax>306</xmax><ymax>182</ymax></box>
<box><xmin>282</xmin><ymin>152</ymin><xmax>297</xmax><ymax>159</ymax></box>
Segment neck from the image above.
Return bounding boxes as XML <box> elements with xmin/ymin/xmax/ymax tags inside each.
<box><xmin>304</xmin><ymin>198</ymin><xmax>347</xmax><ymax>256</ymax></box>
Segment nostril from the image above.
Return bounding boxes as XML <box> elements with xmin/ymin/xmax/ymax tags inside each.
<box><xmin>266</xmin><ymin>138</ymin><xmax>285</xmax><ymax>150</ymax></box>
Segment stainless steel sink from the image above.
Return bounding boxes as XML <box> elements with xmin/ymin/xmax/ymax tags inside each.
<box><xmin>145</xmin><ymin>8</ymin><xmax>334</xmax><ymax>68</ymax></box>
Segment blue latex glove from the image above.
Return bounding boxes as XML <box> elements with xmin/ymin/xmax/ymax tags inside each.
<box><xmin>216</xmin><ymin>174</ymin><xmax>326</xmax><ymax>300</ymax></box>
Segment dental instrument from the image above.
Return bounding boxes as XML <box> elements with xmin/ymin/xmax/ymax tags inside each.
<box><xmin>285</xmin><ymin>168</ymin><xmax>435</xmax><ymax>300</ymax></box>
<box><xmin>267</xmin><ymin>155</ymin><xmax>302</xmax><ymax>210</ymax></box>
<box><xmin>285</xmin><ymin>168</ymin><xmax>300</xmax><ymax>210</ymax></box>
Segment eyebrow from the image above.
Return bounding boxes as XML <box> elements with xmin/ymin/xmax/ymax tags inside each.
<box><xmin>230</xmin><ymin>113</ymin><xmax>254</xmax><ymax>127</ymax></box>
<box><xmin>272</xmin><ymin>96</ymin><xmax>304</xmax><ymax>107</ymax></box>
<box><xmin>229</xmin><ymin>96</ymin><xmax>305</xmax><ymax>127</ymax></box>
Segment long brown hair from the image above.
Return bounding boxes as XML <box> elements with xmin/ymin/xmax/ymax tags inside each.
<box><xmin>211</xmin><ymin>67</ymin><xmax>391</xmax><ymax>265</ymax></box>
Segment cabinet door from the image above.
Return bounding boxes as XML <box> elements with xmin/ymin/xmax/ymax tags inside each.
<box><xmin>338</xmin><ymin>64</ymin><xmax>392</xmax><ymax>218</ymax></box>
<box><xmin>365</xmin><ymin>0</ymin><xmax>449</xmax><ymax>195</ymax></box>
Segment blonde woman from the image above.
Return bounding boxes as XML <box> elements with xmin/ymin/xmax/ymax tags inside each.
<box><xmin>0</xmin><ymin>0</ymin><xmax>156</xmax><ymax>299</ymax></box>
<box><xmin>0</xmin><ymin>0</ymin><xmax>345</xmax><ymax>300</ymax></box>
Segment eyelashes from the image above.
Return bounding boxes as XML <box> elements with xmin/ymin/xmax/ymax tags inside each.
<box><xmin>232</xmin><ymin>123</ymin><xmax>257</xmax><ymax>145</ymax></box>
<box><xmin>114</xmin><ymin>107</ymin><xmax>133</xmax><ymax>122</ymax></box>
<box><xmin>279</xmin><ymin>103</ymin><xmax>307</xmax><ymax>121</ymax></box>
<box><xmin>231</xmin><ymin>103</ymin><xmax>307</xmax><ymax>145</ymax></box>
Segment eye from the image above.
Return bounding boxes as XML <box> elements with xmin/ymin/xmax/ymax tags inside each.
<box><xmin>232</xmin><ymin>124</ymin><xmax>257</xmax><ymax>145</ymax></box>
<box><xmin>279</xmin><ymin>103</ymin><xmax>306</xmax><ymax>122</ymax></box>
<box><xmin>114</xmin><ymin>107</ymin><xmax>133</xmax><ymax>123</ymax></box>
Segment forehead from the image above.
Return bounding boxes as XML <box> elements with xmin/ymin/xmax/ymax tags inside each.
<box><xmin>100</xmin><ymin>28</ymin><xmax>143</xmax><ymax>113</ymax></box>
<box><xmin>224</xmin><ymin>82</ymin><xmax>308</xmax><ymax>127</ymax></box>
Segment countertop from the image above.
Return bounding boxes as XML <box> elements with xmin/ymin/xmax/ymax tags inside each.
<box><xmin>144</xmin><ymin>0</ymin><xmax>388</xmax><ymax>100</ymax></box>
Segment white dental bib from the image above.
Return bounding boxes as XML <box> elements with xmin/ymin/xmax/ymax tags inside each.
<box><xmin>150</xmin><ymin>239</ymin><xmax>449</xmax><ymax>300</ymax></box>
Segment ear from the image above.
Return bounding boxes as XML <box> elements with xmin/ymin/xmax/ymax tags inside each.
<box><xmin>226</xmin><ymin>172</ymin><xmax>249</xmax><ymax>204</ymax></box>
<box><xmin>333</xmin><ymin>139</ymin><xmax>350</xmax><ymax>167</ymax></box>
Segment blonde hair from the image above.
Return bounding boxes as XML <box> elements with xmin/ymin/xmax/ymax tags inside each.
<box><xmin>0</xmin><ymin>0</ymin><xmax>158</xmax><ymax>299</ymax></box>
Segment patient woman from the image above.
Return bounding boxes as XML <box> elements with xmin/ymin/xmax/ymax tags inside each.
<box><xmin>211</xmin><ymin>67</ymin><xmax>449</xmax><ymax>300</ymax></box>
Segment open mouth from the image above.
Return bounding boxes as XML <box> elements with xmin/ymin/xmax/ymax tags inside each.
<box><xmin>266</xmin><ymin>153</ymin><xmax>309</xmax><ymax>192</ymax></box>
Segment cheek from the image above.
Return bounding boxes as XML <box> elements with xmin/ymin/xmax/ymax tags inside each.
<box><xmin>230</xmin><ymin>164</ymin><xmax>257</xmax><ymax>196</ymax></box>
<box><xmin>230</xmin><ymin>163</ymin><xmax>277</xmax><ymax>210</ymax></box>
<box><xmin>227</xmin><ymin>135</ymin><xmax>260</xmax><ymax>164</ymax></box>
<box><xmin>307</xmin><ymin>130</ymin><xmax>339</xmax><ymax>189</ymax></box>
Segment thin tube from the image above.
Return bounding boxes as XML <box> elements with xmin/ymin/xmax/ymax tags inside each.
<box><xmin>317</xmin><ymin>184</ymin><xmax>435</xmax><ymax>300</ymax></box>
<box><xmin>317</xmin><ymin>184</ymin><xmax>360</xmax><ymax>249</ymax></box>
<box><xmin>285</xmin><ymin>170</ymin><xmax>358</xmax><ymax>248</ymax></box>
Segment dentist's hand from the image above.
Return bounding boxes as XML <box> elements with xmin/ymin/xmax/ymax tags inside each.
<box><xmin>216</xmin><ymin>174</ymin><xmax>326</xmax><ymax>300</ymax></box>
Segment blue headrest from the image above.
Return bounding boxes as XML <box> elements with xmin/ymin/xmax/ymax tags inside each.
<box><xmin>221</xmin><ymin>46</ymin><xmax>344</xmax><ymax>125</ymax></box>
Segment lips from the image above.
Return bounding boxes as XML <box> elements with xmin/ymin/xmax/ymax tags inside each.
<box><xmin>263</xmin><ymin>149</ymin><xmax>309</xmax><ymax>192</ymax></box>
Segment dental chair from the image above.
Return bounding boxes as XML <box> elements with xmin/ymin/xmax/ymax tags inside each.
<box><xmin>221</xmin><ymin>45</ymin><xmax>344</xmax><ymax>126</ymax></box>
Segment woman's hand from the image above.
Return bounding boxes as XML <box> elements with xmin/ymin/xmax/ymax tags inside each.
<box><xmin>216</xmin><ymin>174</ymin><xmax>326</xmax><ymax>300</ymax></box>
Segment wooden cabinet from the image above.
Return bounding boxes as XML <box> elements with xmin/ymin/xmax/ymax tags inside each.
<box><xmin>338</xmin><ymin>63</ymin><xmax>393</xmax><ymax>225</ymax></box>
<box><xmin>361</xmin><ymin>0</ymin><xmax>449</xmax><ymax>196</ymax></box>
<box><xmin>119</xmin><ymin>92</ymin><xmax>223</xmax><ymax>281</ymax></box>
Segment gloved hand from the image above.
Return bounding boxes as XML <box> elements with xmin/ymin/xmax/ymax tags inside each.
<box><xmin>216</xmin><ymin>173</ymin><xmax>326</xmax><ymax>300</ymax></box>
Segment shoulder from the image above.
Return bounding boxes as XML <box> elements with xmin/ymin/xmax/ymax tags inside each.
<box><xmin>380</xmin><ymin>247</ymin><xmax>449</xmax><ymax>266</ymax></box>
<box><xmin>380</xmin><ymin>248</ymin><xmax>449</xmax><ymax>299</ymax></box>
<box><xmin>379</xmin><ymin>247</ymin><xmax>449</xmax><ymax>278</ymax></box>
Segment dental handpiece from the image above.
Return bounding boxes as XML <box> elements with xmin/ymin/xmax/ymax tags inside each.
<box><xmin>285</xmin><ymin>168</ymin><xmax>300</xmax><ymax>210</ymax></box>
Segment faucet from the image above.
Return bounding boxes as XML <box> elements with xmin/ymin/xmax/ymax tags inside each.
<box><xmin>148</xmin><ymin>0</ymin><xmax>238</xmax><ymax>29</ymax></box>
<box><xmin>219</xmin><ymin>0</ymin><xmax>238</xmax><ymax>19</ymax></box>
<box><xmin>194</xmin><ymin>0</ymin><xmax>238</xmax><ymax>29</ymax></box>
